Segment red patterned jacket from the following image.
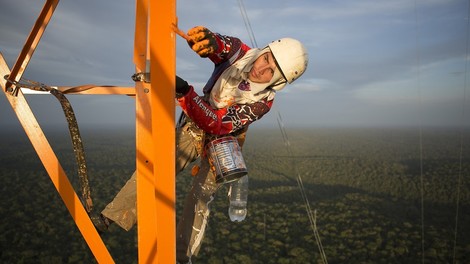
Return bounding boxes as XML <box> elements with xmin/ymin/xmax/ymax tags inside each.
<box><xmin>177</xmin><ymin>33</ymin><xmax>274</xmax><ymax>136</ymax></box>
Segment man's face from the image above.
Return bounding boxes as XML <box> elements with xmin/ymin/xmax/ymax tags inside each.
<box><xmin>248</xmin><ymin>52</ymin><xmax>278</xmax><ymax>83</ymax></box>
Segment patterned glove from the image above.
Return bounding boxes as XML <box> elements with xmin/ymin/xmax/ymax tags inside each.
<box><xmin>175</xmin><ymin>75</ymin><xmax>190</xmax><ymax>98</ymax></box>
<box><xmin>187</xmin><ymin>26</ymin><xmax>218</xmax><ymax>57</ymax></box>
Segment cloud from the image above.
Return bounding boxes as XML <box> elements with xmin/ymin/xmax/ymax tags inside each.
<box><xmin>353</xmin><ymin>56</ymin><xmax>468</xmax><ymax>107</ymax></box>
<box><xmin>2</xmin><ymin>0</ymin><xmax>469</xmax><ymax>128</ymax></box>
<box><xmin>281</xmin><ymin>78</ymin><xmax>329</xmax><ymax>95</ymax></box>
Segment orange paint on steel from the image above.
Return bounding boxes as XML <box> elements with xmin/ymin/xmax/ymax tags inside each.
<box><xmin>58</xmin><ymin>86</ymin><xmax>135</xmax><ymax>95</ymax></box>
<box><xmin>1</xmin><ymin>54</ymin><xmax>114</xmax><ymax>263</ymax></box>
<box><xmin>149</xmin><ymin>0</ymin><xmax>176</xmax><ymax>260</ymax></box>
<box><xmin>16</xmin><ymin>86</ymin><xmax>135</xmax><ymax>96</ymax></box>
<box><xmin>134</xmin><ymin>0</ymin><xmax>177</xmax><ymax>262</ymax></box>
<box><xmin>5</xmin><ymin>0</ymin><xmax>59</xmax><ymax>92</ymax></box>
<box><xmin>133</xmin><ymin>0</ymin><xmax>148</xmax><ymax>72</ymax></box>
<box><xmin>1</xmin><ymin>0</ymin><xmax>115</xmax><ymax>261</ymax></box>
<box><xmin>3</xmin><ymin>0</ymin><xmax>177</xmax><ymax>262</ymax></box>
<box><xmin>134</xmin><ymin>1</ymin><xmax>158</xmax><ymax>263</ymax></box>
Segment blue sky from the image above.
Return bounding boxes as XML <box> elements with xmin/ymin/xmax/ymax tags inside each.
<box><xmin>1</xmin><ymin>0</ymin><xmax>469</xmax><ymax>129</ymax></box>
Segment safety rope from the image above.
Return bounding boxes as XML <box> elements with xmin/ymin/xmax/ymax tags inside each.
<box><xmin>4</xmin><ymin>75</ymin><xmax>94</xmax><ymax>213</ymax></box>
<box><xmin>236</xmin><ymin>0</ymin><xmax>258</xmax><ymax>48</ymax></box>
<box><xmin>276</xmin><ymin>111</ymin><xmax>328</xmax><ymax>264</ymax></box>
<box><xmin>452</xmin><ymin>1</ymin><xmax>470</xmax><ymax>262</ymax></box>
<box><xmin>235</xmin><ymin>1</ymin><xmax>328</xmax><ymax>262</ymax></box>
<box><xmin>412</xmin><ymin>2</ymin><xmax>426</xmax><ymax>263</ymax></box>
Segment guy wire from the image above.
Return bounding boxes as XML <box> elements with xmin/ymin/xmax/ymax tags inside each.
<box><xmin>413</xmin><ymin>1</ymin><xmax>426</xmax><ymax>263</ymax></box>
<box><xmin>235</xmin><ymin>1</ymin><xmax>327</xmax><ymax>262</ymax></box>
<box><xmin>452</xmin><ymin>0</ymin><xmax>470</xmax><ymax>262</ymax></box>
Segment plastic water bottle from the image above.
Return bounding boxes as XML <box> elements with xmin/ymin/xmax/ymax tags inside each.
<box><xmin>228</xmin><ymin>175</ymin><xmax>248</xmax><ymax>222</ymax></box>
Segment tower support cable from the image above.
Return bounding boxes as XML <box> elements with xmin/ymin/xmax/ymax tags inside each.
<box><xmin>452</xmin><ymin>0</ymin><xmax>470</xmax><ymax>262</ymax></box>
<box><xmin>235</xmin><ymin>1</ymin><xmax>327</xmax><ymax>262</ymax></box>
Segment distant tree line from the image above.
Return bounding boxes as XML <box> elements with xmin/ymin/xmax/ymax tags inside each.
<box><xmin>0</xmin><ymin>127</ymin><xmax>468</xmax><ymax>263</ymax></box>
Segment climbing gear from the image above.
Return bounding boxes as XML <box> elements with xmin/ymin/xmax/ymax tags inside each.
<box><xmin>131</xmin><ymin>72</ymin><xmax>150</xmax><ymax>83</ymax></box>
<box><xmin>268</xmin><ymin>38</ymin><xmax>309</xmax><ymax>84</ymax></box>
<box><xmin>177</xmin><ymin>113</ymin><xmax>205</xmax><ymax>156</ymax></box>
<box><xmin>187</xmin><ymin>26</ymin><xmax>218</xmax><ymax>58</ymax></box>
<box><xmin>3</xmin><ymin>75</ymin><xmax>94</xmax><ymax>213</ymax></box>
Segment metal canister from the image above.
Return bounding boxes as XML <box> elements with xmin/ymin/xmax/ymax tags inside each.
<box><xmin>206</xmin><ymin>136</ymin><xmax>248</xmax><ymax>183</ymax></box>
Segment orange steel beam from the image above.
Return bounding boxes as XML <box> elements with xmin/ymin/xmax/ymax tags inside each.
<box><xmin>133</xmin><ymin>0</ymin><xmax>147</xmax><ymax>72</ymax></box>
<box><xmin>1</xmin><ymin>55</ymin><xmax>114</xmax><ymax>263</ymax></box>
<box><xmin>3</xmin><ymin>0</ymin><xmax>177</xmax><ymax>262</ymax></box>
<box><xmin>19</xmin><ymin>86</ymin><xmax>136</xmax><ymax>95</ymax></box>
<box><xmin>134</xmin><ymin>0</ymin><xmax>176</xmax><ymax>262</ymax></box>
<box><xmin>57</xmin><ymin>86</ymin><xmax>135</xmax><ymax>95</ymax></box>
<box><xmin>149</xmin><ymin>0</ymin><xmax>176</xmax><ymax>261</ymax></box>
<box><xmin>134</xmin><ymin>0</ymin><xmax>158</xmax><ymax>262</ymax></box>
<box><xmin>4</xmin><ymin>0</ymin><xmax>59</xmax><ymax>92</ymax></box>
<box><xmin>1</xmin><ymin>0</ymin><xmax>115</xmax><ymax>262</ymax></box>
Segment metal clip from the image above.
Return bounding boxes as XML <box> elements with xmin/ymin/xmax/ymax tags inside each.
<box><xmin>131</xmin><ymin>72</ymin><xmax>150</xmax><ymax>83</ymax></box>
<box><xmin>4</xmin><ymin>75</ymin><xmax>19</xmax><ymax>96</ymax></box>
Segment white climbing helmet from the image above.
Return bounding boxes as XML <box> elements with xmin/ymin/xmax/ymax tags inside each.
<box><xmin>268</xmin><ymin>38</ymin><xmax>309</xmax><ymax>84</ymax></box>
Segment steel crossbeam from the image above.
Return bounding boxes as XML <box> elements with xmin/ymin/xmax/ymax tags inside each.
<box><xmin>1</xmin><ymin>0</ymin><xmax>176</xmax><ymax>262</ymax></box>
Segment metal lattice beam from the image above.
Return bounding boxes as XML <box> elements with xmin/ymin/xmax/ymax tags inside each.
<box><xmin>1</xmin><ymin>0</ymin><xmax>176</xmax><ymax>262</ymax></box>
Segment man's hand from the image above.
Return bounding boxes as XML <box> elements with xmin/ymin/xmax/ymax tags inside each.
<box><xmin>187</xmin><ymin>26</ymin><xmax>218</xmax><ymax>57</ymax></box>
<box><xmin>176</xmin><ymin>75</ymin><xmax>190</xmax><ymax>98</ymax></box>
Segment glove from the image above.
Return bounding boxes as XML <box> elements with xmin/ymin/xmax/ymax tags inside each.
<box><xmin>175</xmin><ymin>75</ymin><xmax>190</xmax><ymax>98</ymax></box>
<box><xmin>187</xmin><ymin>26</ymin><xmax>218</xmax><ymax>57</ymax></box>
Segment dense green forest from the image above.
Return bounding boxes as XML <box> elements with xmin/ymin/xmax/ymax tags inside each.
<box><xmin>0</xmin><ymin>127</ymin><xmax>469</xmax><ymax>263</ymax></box>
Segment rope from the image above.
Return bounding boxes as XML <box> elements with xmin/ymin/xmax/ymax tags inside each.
<box><xmin>235</xmin><ymin>1</ymin><xmax>328</xmax><ymax>262</ymax></box>
<box><xmin>413</xmin><ymin>1</ymin><xmax>426</xmax><ymax>262</ymax></box>
<box><xmin>276</xmin><ymin>111</ymin><xmax>328</xmax><ymax>264</ymax></box>
<box><xmin>3</xmin><ymin>75</ymin><xmax>94</xmax><ymax>213</ymax></box>
<box><xmin>452</xmin><ymin>1</ymin><xmax>470</xmax><ymax>262</ymax></box>
<box><xmin>414</xmin><ymin>3</ymin><xmax>469</xmax><ymax>262</ymax></box>
<box><xmin>236</xmin><ymin>0</ymin><xmax>258</xmax><ymax>48</ymax></box>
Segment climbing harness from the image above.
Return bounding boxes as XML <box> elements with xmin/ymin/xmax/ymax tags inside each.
<box><xmin>4</xmin><ymin>74</ymin><xmax>94</xmax><ymax>213</ymax></box>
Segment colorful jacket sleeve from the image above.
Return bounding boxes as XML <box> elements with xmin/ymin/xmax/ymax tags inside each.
<box><xmin>178</xmin><ymin>32</ymin><xmax>273</xmax><ymax>135</ymax></box>
<box><xmin>207</xmin><ymin>33</ymin><xmax>250</xmax><ymax>65</ymax></box>
<box><xmin>177</xmin><ymin>86</ymin><xmax>273</xmax><ymax>136</ymax></box>
<box><xmin>202</xmin><ymin>34</ymin><xmax>251</xmax><ymax>94</ymax></box>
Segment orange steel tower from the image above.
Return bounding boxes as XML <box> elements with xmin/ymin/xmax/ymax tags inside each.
<box><xmin>0</xmin><ymin>0</ymin><xmax>176</xmax><ymax>262</ymax></box>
